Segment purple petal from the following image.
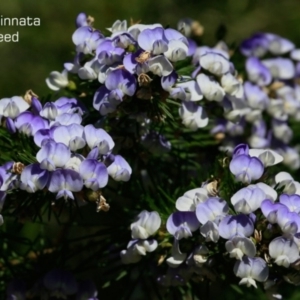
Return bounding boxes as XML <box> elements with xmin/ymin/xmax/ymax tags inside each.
<box><xmin>232</xmin><ymin>144</ymin><xmax>249</xmax><ymax>157</ymax></box>
<box><xmin>219</xmin><ymin>214</ymin><xmax>254</xmax><ymax>239</ymax></box>
<box><xmin>279</xmin><ymin>194</ymin><xmax>300</xmax><ymax>213</ymax></box>
<box><xmin>138</xmin><ymin>27</ymin><xmax>165</xmax><ymax>51</ymax></box>
<box><xmin>166</xmin><ymin>211</ymin><xmax>200</xmax><ymax>236</ymax></box>
<box><xmin>161</xmin><ymin>71</ymin><xmax>178</xmax><ymax>91</ymax></box>
<box><xmin>261</xmin><ymin>199</ymin><xmax>288</xmax><ymax>224</ymax></box>
<box><xmin>36</xmin><ymin>140</ymin><xmax>71</xmax><ymax>171</ymax></box>
<box><xmin>107</xmin><ymin>155</ymin><xmax>132</xmax><ymax>181</ymax></box>
<box><xmin>20</xmin><ymin>163</ymin><xmax>49</xmax><ymax>193</ymax></box>
<box><xmin>79</xmin><ymin>159</ymin><xmax>108</xmax><ymax>190</ymax></box>
<box><xmin>246</xmin><ymin>57</ymin><xmax>272</xmax><ymax>86</ymax></box>
<box><xmin>34</xmin><ymin>129</ymin><xmax>54</xmax><ymax>147</ymax></box>
<box><xmin>229</xmin><ymin>154</ymin><xmax>264</xmax><ymax>183</ymax></box>
<box><xmin>240</xmin><ymin>33</ymin><xmax>269</xmax><ymax>57</ymax></box>
<box><xmin>48</xmin><ymin>169</ymin><xmax>83</xmax><ymax>194</ymax></box>
<box><xmin>196</xmin><ymin>197</ymin><xmax>228</xmax><ymax>224</ymax></box>
<box><xmin>15</xmin><ymin>111</ymin><xmax>49</xmax><ymax>136</ymax></box>
<box><xmin>105</xmin><ymin>69</ymin><xmax>137</xmax><ymax>96</ymax></box>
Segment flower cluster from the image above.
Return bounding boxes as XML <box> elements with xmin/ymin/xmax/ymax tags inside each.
<box><xmin>48</xmin><ymin>15</ymin><xmax>193</xmax><ymax>116</ymax></box>
<box><xmin>174</xmin><ymin>44</ymin><xmax>244</xmax><ymax>131</ymax></box>
<box><xmin>46</xmin><ymin>13</ymin><xmax>246</xmax><ymax>134</ymax></box>
<box><xmin>212</xmin><ymin>32</ymin><xmax>300</xmax><ymax>169</ymax></box>
<box><xmin>0</xmin><ymin>91</ymin><xmax>132</xmax><ymax>225</ymax></box>
<box><xmin>121</xmin><ymin>143</ymin><xmax>300</xmax><ymax>294</ymax></box>
<box><xmin>5</xmin><ymin>11</ymin><xmax>300</xmax><ymax>299</ymax></box>
<box><xmin>45</xmin><ymin>14</ymin><xmax>300</xmax><ymax>173</ymax></box>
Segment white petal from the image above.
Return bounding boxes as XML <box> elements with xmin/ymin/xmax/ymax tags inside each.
<box><xmin>249</xmin><ymin>149</ymin><xmax>283</xmax><ymax>167</ymax></box>
<box><xmin>166</xmin><ymin>240</ymin><xmax>187</xmax><ymax>268</ymax></box>
<box><xmin>197</xmin><ymin>73</ymin><xmax>225</xmax><ymax>102</ymax></box>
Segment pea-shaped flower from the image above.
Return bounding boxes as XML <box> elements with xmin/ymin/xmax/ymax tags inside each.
<box><xmin>240</xmin><ymin>33</ymin><xmax>269</xmax><ymax>57</ymax></box>
<box><xmin>120</xmin><ymin>239</ymin><xmax>158</xmax><ymax>264</ymax></box>
<box><xmin>96</xmin><ymin>39</ymin><xmax>125</xmax><ymax>66</ymax></box>
<box><xmin>279</xmin><ymin>193</ymin><xmax>300</xmax><ymax>213</ymax></box>
<box><xmin>221</xmin><ymin>73</ymin><xmax>244</xmax><ymax>98</ymax></box>
<box><xmin>178</xmin><ymin>101</ymin><xmax>208</xmax><ymax>131</ymax></box>
<box><xmin>233</xmin><ymin>257</ymin><xmax>269</xmax><ymax>288</ymax></box>
<box><xmin>79</xmin><ymin>159</ymin><xmax>108</xmax><ymax>191</ymax></box>
<box><xmin>52</xmin><ymin>124</ymin><xmax>86</xmax><ymax>152</ymax></box>
<box><xmin>0</xmin><ymin>162</ymin><xmax>18</xmax><ymax>192</ymax></box>
<box><xmin>199</xmin><ymin>52</ymin><xmax>230</xmax><ymax>76</ymax></box>
<box><xmin>231</xmin><ymin>186</ymin><xmax>265</xmax><ymax>214</ymax></box>
<box><xmin>54</xmin><ymin>97</ymin><xmax>85</xmax><ymax>116</ymax></box>
<box><xmin>84</xmin><ymin>125</ymin><xmax>115</xmax><ymax>154</ymax></box>
<box><xmin>269</xmin><ymin>237</ymin><xmax>299</xmax><ymax>268</ymax></box>
<box><xmin>147</xmin><ymin>55</ymin><xmax>174</xmax><ymax>77</ymax></box>
<box><xmin>72</xmin><ymin>26</ymin><xmax>104</xmax><ymax>54</ymax></box>
<box><xmin>107</xmin><ymin>155</ymin><xmax>132</xmax><ymax>182</ymax></box>
<box><xmin>46</xmin><ymin>70</ymin><xmax>69</xmax><ymax>91</ymax></box>
<box><xmin>173</xmin><ymin>80</ymin><xmax>203</xmax><ymax>101</ymax></box>
<box><xmin>120</xmin><ymin>245</ymin><xmax>142</xmax><ymax>264</ymax></box>
<box><xmin>196</xmin><ymin>73</ymin><xmax>225</xmax><ymax>102</ymax></box>
<box><xmin>163</xmin><ymin>28</ymin><xmax>189</xmax><ymax>62</ymax></box>
<box><xmin>274</xmin><ymin>172</ymin><xmax>300</xmax><ymax>195</ymax></box>
<box><xmin>277</xmin><ymin>208</ymin><xmax>300</xmax><ymax>235</ymax></box>
<box><xmin>261</xmin><ymin>199</ymin><xmax>287</xmax><ymax>224</ymax></box>
<box><xmin>245</xmin><ymin>57</ymin><xmax>271</xmax><ymax>86</ymax></box>
<box><xmin>248</xmin><ymin>149</ymin><xmax>283</xmax><ymax>167</ymax></box>
<box><xmin>261</xmin><ymin>58</ymin><xmax>295</xmax><ymax>80</ymax></box>
<box><xmin>231</xmin><ymin>183</ymin><xmax>277</xmax><ymax>214</ymax></box>
<box><xmin>167</xmin><ymin>211</ymin><xmax>200</xmax><ymax>240</ymax></box>
<box><xmin>175</xmin><ymin>187</ymin><xmax>208</xmax><ymax>212</ymax></box>
<box><xmin>36</xmin><ymin>140</ymin><xmax>71</xmax><ymax>171</ymax></box>
<box><xmin>225</xmin><ymin>236</ymin><xmax>256</xmax><ymax>260</ymax></box>
<box><xmin>40</xmin><ymin>102</ymin><xmax>58</xmax><ymax>120</ymax></box>
<box><xmin>219</xmin><ymin>214</ymin><xmax>254</xmax><ymax>240</ymax></box>
<box><xmin>267</xmin><ymin>33</ymin><xmax>295</xmax><ymax>55</ymax></box>
<box><xmin>130</xmin><ymin>210</ymin><xmax>161</xmax><ymax>240</ymax></box>
<box><xmin>47</xmin><ymin>169</ymin><xmax>83</xmax><ymax>200</ymax></box>
<box><xmin>15</xmin><ymin>111</ymin><xmax>49</xmax><ymax>137</ymax></box>
<box><xmin>229</xmin><ymin>154</ymin><xmax>264</xmax><ymax>184</ymax></box>
<box><xmin>138</xmin><ymin>27</ymin><xmax>168</xmax><ymax>55</ymax></box>
<box><xmin>0</xmin><ymin>96</ymin><xmax>30</xmax><ymax>119</ymax></box>
<box><xmin>196</xmin><ymin>197</ymin><xmax>229</xmax><ymax>225</ymax></box>
<box><xmin>19</xmin><ymin>163</ymin><xmax>49</xmax><ymax>193</ymax></box>
<box><xmin>53</xmin><ymin>113</ymin><xmax>82</xmax><ymax>126</ymax></box>
<box><xmin>200</xmin><ymin>221</ymin><xmax>220</xmax><ymax>243</ymax></box>
<box><xmin>244</xmin><ymin>83</ymin><xmax>269</xmax><ymax>111</ymax></box>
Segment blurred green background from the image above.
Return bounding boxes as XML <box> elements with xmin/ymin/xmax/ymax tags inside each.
<box><xmin>1</xmin><ymin>0</ymin><xmax>300</xmax><ymax>98</ymax></box>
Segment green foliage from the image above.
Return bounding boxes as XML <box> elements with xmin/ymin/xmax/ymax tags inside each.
<box><xmin>0</xmin><ymin>128</ymin><xmax>37</xmax><ymax>164</ymax></box>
